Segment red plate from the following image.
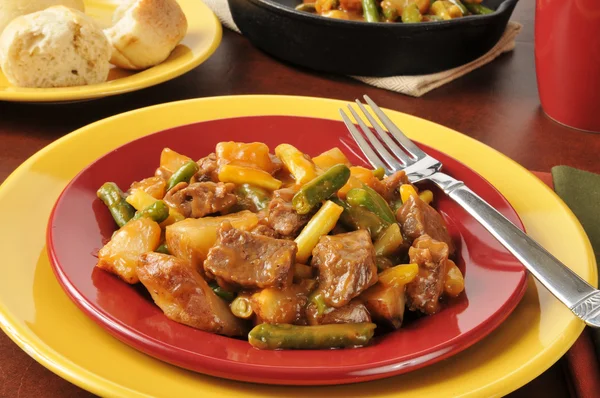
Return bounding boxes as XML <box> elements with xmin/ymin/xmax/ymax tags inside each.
<box><xmin>47</xmin><ymin>116</ymin><xmax>527</xmax><ymax>386</ymax></box>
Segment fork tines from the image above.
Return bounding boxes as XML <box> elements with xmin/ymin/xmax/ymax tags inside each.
<box><xmin>339</xmin><ymin>95</ymin><xmax>426</xmax><ymax>173</ymax></box>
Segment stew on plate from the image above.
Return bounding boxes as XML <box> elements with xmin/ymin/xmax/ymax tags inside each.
<box><xmin>95</xmin><ymin>142</ymin><xmax>464</xmax><ymax>349</ymax></box>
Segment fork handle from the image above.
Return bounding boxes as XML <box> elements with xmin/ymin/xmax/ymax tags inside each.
<box><xmin>429</xmin><ymin>172</ymin><xmax>600</xmax><ymax>327</ymax></box>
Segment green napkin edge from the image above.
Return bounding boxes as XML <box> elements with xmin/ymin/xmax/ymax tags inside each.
<box><xmin>551</xmin><ymin>165</ymin><xmax>600</xmax><ymax>362</ymax></box>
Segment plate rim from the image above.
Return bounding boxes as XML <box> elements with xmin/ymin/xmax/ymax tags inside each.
<box><xmin>0</xmin><ymin>94</ymin><xmax>596</xmax><ymax>397</ymax></box>
<box><xmin>44</xmin><ymin>115</ymin><xmax>528</xmax><ymax>385</ymax></box>
<box><xmin>0</xmin><ymin>0</ymin><xmax>223</xmax><ymax>103</ymax></box>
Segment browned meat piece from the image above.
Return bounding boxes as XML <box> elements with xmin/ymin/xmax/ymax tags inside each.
<box><xmin>191</xmin><ymin>153</ymin><xmax>219</xmax><ymax>183</ymax></box>
<box><xmin>163</xmin><ymin>181</ymin><xmax>237</xmax><ymax>218</ymax></box>
<box><xmin>269</xmin><ymin>153</ymin><xmax>283</xmax><ymax>174</ymax></box>
<box><xmin>204</xmin><ymin>222</ymin><xmax>296</xmax><ymax>289</ymax></box>
<box><xmin>311</xmin><ymin>230</ymin><xmax>378</xmax><ymax>308</ymax></box>
<box><xmin>137</xmin><ymin>252</ymin><xmax>248</xmax><ymax>337</ymax></box>
<box><xmin>307</xmin><ymin>300</ymin><xmax>371</xmax><ymax>326</ymax></box>
<box><xmin>361</xmin><ymin>283</ymin><xmax>406</xmax><ymax>329</ymax></box>
<box><xmin>250</xmin><ymin>224</ymin><xmax>281</xmax><ymax>239</ymax></box>
<box><xmin>397</xmin><ymin>195</ymin><xmax>455</xmax><ymax>254</ymax></box>
<box><xmin>406</xmin><ymin>235</ymin><xmax>450</xmax><ymax>315</ymax></box>
<box><xmin>374</xmin><ymin>170</ymin><xmax>409</xmax><ymax>202</ymax></box>
<box><xmin>251</xmin><ymin>281</ymin><xmax>313</xmax><ymax>325</ymax></box>
<box><xmin>267</xmin><ymin>188</ymin><xmax>311</xmax><ymax>237</ymax></box>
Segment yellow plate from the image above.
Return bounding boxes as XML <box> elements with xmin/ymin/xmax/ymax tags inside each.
<box><xmin>0</xmin><ymin>95</ymin><xmax>596</xmax><ymax>397</ymax></box>
<box><xmin>0</xmin><ymin>0</ymin><xmax>222</xmax><ymax>103</ymax></box>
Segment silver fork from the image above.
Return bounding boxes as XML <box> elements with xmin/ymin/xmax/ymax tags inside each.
<box><xmin>340</xmin><ymin>95</ymin><xmax>600</xmax><ymax>328</ymax></box>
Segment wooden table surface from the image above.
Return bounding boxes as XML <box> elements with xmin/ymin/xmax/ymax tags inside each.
<box><xmin>1</xmin><ymin>0</ymin><xmax>598</xmax><ymax>396</ymax></box>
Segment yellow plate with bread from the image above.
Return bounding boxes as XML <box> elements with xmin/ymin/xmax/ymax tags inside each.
<box><xmin>0</xmin><ymin>0</ymin><xmax>222</xmax><ymax>103</ymax></box>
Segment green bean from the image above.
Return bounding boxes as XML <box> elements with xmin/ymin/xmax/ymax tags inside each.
<box><xmin>155</xmin><ymin>242</ymin><xmax>170</xmax><ymax>254</ymax></box>
<box><xmin>295</xmin><ymin>2</ymin><xmax>317</xmax><ymax>11</ymax></box>
<box><xmin>376</xmin><ymin>256</ymin><xmax>394</xmax><ymax>271</ymax></box>
<box><xmin>166</xmin><ymin>161</ymin><xmax>199</xmax><ymax>191</ymax></box>
<box><xmin>346</xmin><ymin>186</ymin><xmax>396</xmax><ymax>224</ymax></box>
<box><xmin>390</xmin><ymin>199</ymin><xmax>403</xmax><ymax>212</ymax></box>
<box><xmin>210</xmin><ymin>281</ymin><xmax>236</xmax><ymax>302</ymax></box>
<box><xmin>308</xmin><ymin>290</ymin><xmax>328</xmax><ymax>316</ymax></box>
<box><xmin>97</xmin><ymin>182</ymin><xmax>136</xmax><ymax>228</ymax></box>
<box><xmin>372</xmin><ymin>167</ymin><xmax>386</xmax><ymax>180</ymax></box>
<box><xmin>236</xmin><ymin>184</ymin><xmax>271</xmax><ymax>212</ymax></box>
<box><xmin>230</xmin><ymin>295</ymin><xmax>253</xmax><ymax>317</ymax></box>
<box><xmin>332</xmin><ymin>198</ymin><xmax>389</xmax><ymax>240</ymax></box>
<box><xmin>248</xmin><ymin>323</ymin><xmax>377</xmax><ymax>350</ymax></box>
<box><xmin>464</xmin><ymin>3</ymin><xmax>493</xmax><ymax>14</ymax></box>
<box><xmin>373</xmin><ymin>223</ymin><xmax>403</xmax><ymax>257</ymax></box>
<box><xmin>292</xmin><ymin>164</ymin><xmax>350</xmax><ymax>215</ymax></box>
<box><xmin>401</xmin><ymin>3</ymin><xmax>423</xmax><ymax>23</ymax></box>
<box><xmin>361</xmin><ymin>0</ymin><xmax>380</xmax><ymax>22</ymax></box>
<box><xmin>131</xmin><ymin>200</ymin><xmax>170</xmax><ymax>223</ymax></box>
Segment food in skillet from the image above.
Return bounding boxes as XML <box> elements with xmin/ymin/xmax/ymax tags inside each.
<box><xmin>95</xmin><ymin>142</ymin><xmax>464</xmax><ymax>349</ymax></box>
<box><xmin>295</xmin><ymin>0</ymin><xmax>494</xmax><ymax>23</ymax></box>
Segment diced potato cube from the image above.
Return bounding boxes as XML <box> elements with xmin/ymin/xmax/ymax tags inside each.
<box><xmin>97</xmin><ymin>218</ymin><xmax>162</xmax><ymax>284</ymax></box>
<box><xmin>165</xmin><ymin>211</ymin><xmax>259</xmax><ymax>269</ymax></box>
<box><xmin>160</xmin><ymin>148</ymin><xmax>192</xmax><ymax>173</ymax></box>
<box><xmin>216</xmin><ymin>142</ymin><xmax>275</xmax><ymax>173</ymax></box>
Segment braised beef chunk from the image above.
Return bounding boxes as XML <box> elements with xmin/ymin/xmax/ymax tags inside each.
<box><xmin>397</xmin><ymin>195</ymin><xmax>455</xmax><ymax>254</ymax></box>
<box><xmin>267</xmin><ymin>188</ymin><xmax>311</xmax><ymax>237</ymax></box>
<box><xmin>311</xmin><ymin>230</ymin><xmax>378</xmax><ymax>308</ymax></box>
<box><xmin>318</xmin><ymin>300</ymin><xmax>372</xmax><ymax>325</ymax></box>
<box><xmin>361</xmin><ymin>283</ymin><xmax>406</xmax><ymax>329</ymax></box>
<box><xmin>406</xmin><ymin>235</ymin><xmax>449</xmax><ymax>315</ymax></box>
<box><xmin>137</xmin><ymin>253</ymin><xmax>248</xmax><ymax>337</ymax></box>
<box><xmin>250</xmin><ymin>224</ymin><xmax>281</xmax><ymax>239</ymax></box>
<box><xmin>164</xmin><ymin>181</ymin><xmax>237</xmax><ymax>218</ymax></box>
<box><xmin>375</xmin><ymin>170</ymin><xmax>410</xmax><ymax>202</ymax></box>
<box><xmin>204</xmin><ymin>222</ymin><xmax>296</xmax><ymax>289</ymax></box>
<box><xmin>191</xmin><ymin>153</ymin><xmax>219</xmax><ymax>183</ymax></box>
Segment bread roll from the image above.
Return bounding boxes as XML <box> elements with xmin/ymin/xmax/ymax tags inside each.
<box><xmin>0</xmin><ymin>6</ymin><xmax>111</xmax><ymax>88</ymax></box>
<box><xmin>0</xmin><ymin>0</ymin><xmax>85</xmax><ymax>35</ymax></box>
<box><xmin>105</xmin><ymin>0</ymin><xmax>188</xmax><ymax>70</ymax></box>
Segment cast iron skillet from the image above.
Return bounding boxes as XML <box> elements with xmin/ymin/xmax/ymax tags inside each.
<box><xmin>228</xmin><ymin>0</ymin><xmax>518</xmax><ymax>76</ymax></box>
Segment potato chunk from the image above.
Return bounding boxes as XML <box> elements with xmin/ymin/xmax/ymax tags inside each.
<box><xmin>97</xmin><ymin>218</ymin><xmax>161</xmax><ymax>284</ymax></box>
<box><xmin>165</xmin><ymin>211</ymin><xmax>258</xmax><ymax>269</ymax></box>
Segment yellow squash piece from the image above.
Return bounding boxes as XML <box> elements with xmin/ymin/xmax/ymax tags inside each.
<box><xmin>378</xmin><ymin>263</ymin><xmax>419</xmax><ymax>288</ymax></box>
<box><xmin>400</xmin><ymin>184</ymin><xmax>419</xmax><ymax>203</ymax></box>
<box><xmin>275</xmin><ymin>144</ymin><xmax>318</xmax><ymax>186</ymax></box>
<box><xmin>96</xmin><ymin>218</ymin><xmax>162</xmax><ymax>284</ymax></box>
<box><xmin>126</xmin><ymin>189</ymin><xmax>184</xmax><ymax>226</ymax></box>
<box><xmin>294</xmin><ymin>200</ymin><xmax>344</xmax><ymax>263</ymax></box>
<box><xmin>419</xmin><ymin>189</ymin><xmax>434</xmax><ymax>204</ymax></box>
<box><xmin>218</xmin><ymin>164</ymin><xmax>282</xmax><ymax>191</ymax></box>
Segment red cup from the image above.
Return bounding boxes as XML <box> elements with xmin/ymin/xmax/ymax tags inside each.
<box><xmin>535</xmin><ymin>0</ymin><xmax>600</xmax><ymax>132</ymax></box>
